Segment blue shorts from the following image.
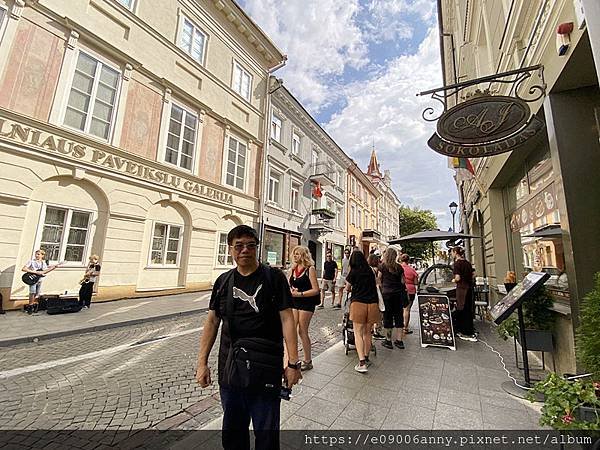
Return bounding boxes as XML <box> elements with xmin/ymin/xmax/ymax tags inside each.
<box><xmin>29</xmin><ymin>282</ymin><xmax>43</xmax><ymax>296</ymax></box>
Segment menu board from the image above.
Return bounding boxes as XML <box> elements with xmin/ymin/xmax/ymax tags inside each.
<box><xmin>490</xmin><ymin>272</ymin><xmax>550</xmax><ymax>325</ymax></box>
<box><xmin>417</xmin><ymin>294</ymin><xmax>455</xmax><ymax>351</ymax></box>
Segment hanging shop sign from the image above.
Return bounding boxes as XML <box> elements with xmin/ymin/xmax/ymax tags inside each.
<box><xmin>427</xmin><ymin>95</ymin><xmax>545</xmax><ymax>158</ymax></box>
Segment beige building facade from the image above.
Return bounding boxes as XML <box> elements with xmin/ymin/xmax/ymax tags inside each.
<box><xmin>346</xmin><ymin>161</ymin><xmax>381</xmax><ymax>256</ymax></box>
<box><xmin>0</xmin><ymin>0</ymin><xmax>284</xmax><ymax>309</ymax></box>
<box><xmin>438</xmin><ymin>0</ymin><xmax>600</xmax><ymax>373</ymax></box>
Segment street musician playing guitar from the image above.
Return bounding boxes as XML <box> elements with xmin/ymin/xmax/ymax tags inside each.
<box><xmin>21</xmin><ymin>249</ymin><xmax>59</xmax><ymax>314</ymax></box>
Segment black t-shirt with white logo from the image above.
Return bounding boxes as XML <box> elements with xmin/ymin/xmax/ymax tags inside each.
<box><xmin>209</xmin><ymin>264</ymin><xmax>293</xmax><ymax>386</ymax></box>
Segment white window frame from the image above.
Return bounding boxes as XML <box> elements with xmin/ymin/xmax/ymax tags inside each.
<box><xmin>291</xmin><ymin>180</ymin><xmax>301</xmax><ymax>212</ymax></box>
<box><xmin>178</xmin><ymin>15</ymin><xmax>208</xmax><ymax>66</ymax></box>
<box><xmin>268</xmin><ymin>168</ymin><xmax>282</xmax><ymax>205</ymax></box>
<box><xmin>351</xmin><ymin>204</ymin><xmax>356</xmax><ymax>226</ymax></box>
<box><xmin>222</xmin><ymin>133</ymin><xmax>248</xmax><ymax>192</ymax></box>
<box><xmin>215</xmin><ymin>232</ymin><xmax>233</xmax><ymax>267</ymax></box>
<box><xmin>34</xmin><ymin>204</ymin><xmax>95</xmax><ymax>267</ymax></box>
<box><xmin>291</xmin><ymin>131</ymin><xmax>301</xmax><ymax>156</ymax></box>
<box><xmin>162</xmin><ymin>101</ymin><xmax>198</xmax><ymax>172</ymax></box>
<box><xmin>232</xmin><ymin>60</ymin><xmax>252</xmax><ymax>102</ymax></box>
<box><xmin>357</xmin><ymin>208</ymin><xmax>362</xmax><ymax>229</ymax></box>
<box><xmin>114</xmin><ymin>0</ymin><xmax>136</xmax><ymax>11</ymax></box>
<box><xmin>148</xmin><ymin>221</ymin><xmax>183</xmax><ymax>267</ymax></box>
<box><xmin>61</xmin><ymin>49</ymin><xmax>122</xmax><ymax>142</ymax></box>
<box><xmin>271</xmin><ymin>114</ymin><xmax>282</xmax><ymax>142</ymax></box>
<box><xmin>0</xmin><ymin>6</ymin><xmax>7</xmax><ymax>37</ymax></box>
<box><xmin>336</xmin><ymin>205</ymin><xmax>343</xmax><ymax>228</ymax></box>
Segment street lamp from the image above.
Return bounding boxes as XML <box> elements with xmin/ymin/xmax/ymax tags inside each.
<box><xmin>449</xmin><ymin>201</ymin><xmax>458</xmax><ymax>232</ymax></box>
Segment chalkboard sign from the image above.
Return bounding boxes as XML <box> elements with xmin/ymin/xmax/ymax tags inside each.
<box><xmin>489</xmin><ymin>271</ymin><xmax>550</xmax><ymax>325</ymax></box>
<box><xmin>417</xmin><ymin>294</ymin><xmax>455</xmax><ymax>351</ymax></box>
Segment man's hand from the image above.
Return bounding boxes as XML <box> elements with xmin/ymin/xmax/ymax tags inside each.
<box><xmin>284</xmin><ymin>367</ymin><xmax>302</xmax><ymax>387</ymax></box>
<box><xmin>196</xmin><ymin>364</ymin><xmax>212</xmax><ymax>388</ymax></box>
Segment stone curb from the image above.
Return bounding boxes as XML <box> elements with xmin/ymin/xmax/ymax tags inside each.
<box><xmin>0</xmin><ymin>307</ymin><xmax>209</xmax><ymax>348</ymax></box>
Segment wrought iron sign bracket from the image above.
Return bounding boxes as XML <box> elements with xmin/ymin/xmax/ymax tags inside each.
<box><xmin>418</xmin><ymin>65</ymin><xmax>546</xmax><ymax>122</ymax></box>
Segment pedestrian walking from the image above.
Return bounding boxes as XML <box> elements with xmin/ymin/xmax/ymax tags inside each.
<box><xmin>400</xmin><ymin>254</ymin><xmax>418</xmax><ymax>334</ymax></box>
<box><xmin>79</xmin><ymin>254</ymin><xmax>101</xmax><ymax>309</ymax></box>
<box><xmin>21</xmin><ymin>249</ymin><xmax>59</xmax><ymax>314</ymax></box>
<box><xmin>345</xmin><ymin>250</ymin><xmax>379</xmax><ymax>373</ymax></box>
<box><xmin>452</xmin><ymin>246</ymin><xmax>477</xmax><ymax>342</ymax></box>
<box><xmin>195</xmin><ymin>225</ymin><xmax>301</xmax><ymax>450</ymax></box>
<box><xmin>379</xmin><ymin>247</ymin><xmax>407</xmax><ymax>350</ymax></box>
<box><xmin>318</xmin><ymin>251</ymin><xmax>338</xmax><ymax>308</ymax></box>
<box><xmin>288</xmin><ymin>245</ymin><xmax>320</xmax><ymax>371</ymax></box>
<box><xmin>368</xmin><ymin>253</ymin><xmax>385</xmax><ymax>340</ymax></box>
<box><xmin>335</xmin><ymin>248</ymin><xmax>351</xmax><ymax>308</ymax></box>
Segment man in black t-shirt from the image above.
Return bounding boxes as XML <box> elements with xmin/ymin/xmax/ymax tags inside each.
<box><xmin>196</xmin><ymin>225</ymin><xmax>300</xmax><ymax>450</ymax></box>
<box><xmin>319</xmin><ymin>252</ymin><xmax>338</xmax><ymax>308</ymax></box>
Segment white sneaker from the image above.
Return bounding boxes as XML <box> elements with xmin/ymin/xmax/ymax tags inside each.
<box><xmin>457</xmin><ymin>333</ymin><xmax>477</xmax><ymax>342</ymax></box>
<box><xmin>354</xmin><ymin>363</ymin><xmax>368</xmax><ymax>373</ymax></box>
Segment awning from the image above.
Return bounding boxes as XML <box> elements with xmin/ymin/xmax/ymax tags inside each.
<box><xmin>525</xmin><ymin>225</ymin><xmax>562</xmax><ymax>238</ymax></box>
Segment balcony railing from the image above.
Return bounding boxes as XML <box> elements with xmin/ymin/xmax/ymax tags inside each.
<box><xmin>309</xmin><ymin>162</ymin><xmax>335</xmax><ymax>186</ymax></box>
<box><xmin>311</xmin><ymin>207</ymin><xmax>336</xmax><ymax>220</ymax></box>
<box><xmin>362</xmin><ymin>229</ymin><xmax>382</xmax><ymax>241</ymax></box>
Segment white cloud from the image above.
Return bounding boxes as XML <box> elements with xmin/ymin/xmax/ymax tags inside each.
<box><xmin>240</xmin><ymin>0</ymin><xmax>368</xmax><ymax>111</ymax></box>
<box><xmin>239</xmin><ymin>0</ymin><xmax>458</xmax><ymax>229</ymax></box>
<box><xmin>325</xmin><ymin>27</ymin><xmax>458</xmax><ymax>229</ymax></box>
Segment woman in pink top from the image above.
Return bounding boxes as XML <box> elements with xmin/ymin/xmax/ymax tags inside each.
<box><xmin>400</xmin><ymin>254</ymin><xmax>419</xmax><ymax>334</ymax></box>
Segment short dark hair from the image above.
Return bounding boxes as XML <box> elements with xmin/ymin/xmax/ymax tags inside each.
<box><xmin>227</xmin><ymin>225</ymin><xmax>259</xmax><ymax>246</ymax></box>
<box><xmin>452</xmin><ymin>246</ymin><xmax>465</xmax><ymax>257</ymax></box>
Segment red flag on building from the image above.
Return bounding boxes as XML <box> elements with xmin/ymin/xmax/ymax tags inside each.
<box><xmin>313</xmin><ymin>181</ymin><xmax>323</xmax><ymax>198</ymax></box>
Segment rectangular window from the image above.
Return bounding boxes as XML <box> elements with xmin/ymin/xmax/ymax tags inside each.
<box><xmin>64</xmin><ymin>52</ymin><xmax>120</xmax><ymax>140</ymax></box>
<box><xmin>292</xmin><ymin>132</ymin><xmax>301</xmax><ymax>156</ymax></box>
<box><xmin>351</xmin><ymin>204</ymin><xmax>356</xmax><ymax>225</ymax></box>
<box><xmin>0</xmin><ymin>7</ymin><xmax>6</xmax><ymax>27</ymax></box>
<box><xmin>268</xmin><ymin>170</ymin><xmax>281</xmax><ymax>204</ymax></box>
<box><xmin>116</xmin><ymin>0</ymin><xmax>135</xmax><ymax>10</ymax></box>
<box><xmin>39</xmin><ymin>206</ymin><xmax>92</xmax><ymax>264</ymax></box>
<box><xmin>150</xmin><ymin>223</ymin><xmax>182</xmax><ymax>266</ymax></box>
<box><xmin>271</xmin><ymin>115</ymin><xmax>281</xmax><ymax>141</ymax></box>
<box><xmin>180</xmin><ymin>17</ymin><xmax>207</xmax><ymax>65</ymax></box>
<box><xmin>225</xmin><ymin>136</ymin><xmax>247</xmax><ymax>190</ymax></box>
<box><xmin>336</xmin><ymin>206</ymin><xmax>343</xmax><ymax>228</ymax></box>
<box><xmin>165</xmin><ymin>103</ymin><xmax>197</xmax><ymax>171</ymax></box>
<box><xmin>364</xmin><ymin>213</ymin><xmax>369</xmax><ymax>230</ymax></box>
<box><xmin>291</xmin><ymin>182</ymin><xmax>300</xmax><ymax>211</ymax></box>
<box><xmin>357</xmin><ymin>208</ymin><xmax>362</xmax><ymax>228</ymax></box>
<box><xmin>232</xmin><ymin>62</ymin><xmax>252</xmax><ymax>101</ymax></box>
<box><xmin>216</xmin><ymin>233</ymin><xmax>233</xmax><ymax>266</ymax></box>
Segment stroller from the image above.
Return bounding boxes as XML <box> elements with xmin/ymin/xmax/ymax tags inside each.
<box><xmin>341</xmin><ymin>291</ymin><xmax>377</xmax><ymax>356</ymax></box>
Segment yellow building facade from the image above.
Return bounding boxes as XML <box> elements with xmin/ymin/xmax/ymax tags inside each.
<box><xmin>346</xmin><ymin>161</ymin><xmax>381</xmax><ymax>255</ymax></box>
<box><xmin>0</xmin><ymin>0</ymin><xmax>284</xmax><ymax>309</ymax></box>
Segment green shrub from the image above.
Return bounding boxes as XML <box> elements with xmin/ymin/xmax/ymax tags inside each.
<box><xmin>496</xmin><ymin>286</ymin><xmax>555</xmax><ymax>339</ymax></box>
<box><xmin>576</xmin><ymin>273</ymin><xmax>600</xmax><ymax>379</ymax></box>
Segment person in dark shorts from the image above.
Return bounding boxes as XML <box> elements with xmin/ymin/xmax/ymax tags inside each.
<box><xmin>319</xmin><ymin>251</ymin><xmax>338</xmax><ymax>308</ymax></box>
<box><xmin>378</xmin><ymin>247</ymin><xmax>407</xmax><ymax>349</ymax></box>
<box><xmin>400</xmin><ymin>253</ymin><xmax>418</xmax><ymax>334</ymax></box>
<box><xmin>288</xmin><ymin>245</ymin><xmax>320</xmax><ymax>371</ymax></box>
<box><xmin>345</xmin><ymin>250</ymin><xmax>379</xmax><ymax>373</ymax></box>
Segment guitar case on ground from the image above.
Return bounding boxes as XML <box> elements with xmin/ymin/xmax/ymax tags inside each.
<box><xmin>45</xmin><ymin>295</ymin><xmax>81</xmax><ymax>315</ymax></box>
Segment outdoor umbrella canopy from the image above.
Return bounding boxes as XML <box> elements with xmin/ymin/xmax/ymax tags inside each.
<box><xmin>388</xmin><ymin>229</ymin><xmax>480</xmax><ymax>265</ymax></box>
<box><xmin>388</xmin><ymin>229</ymin><xmax>480</xmax><ymax>245</ymax></box>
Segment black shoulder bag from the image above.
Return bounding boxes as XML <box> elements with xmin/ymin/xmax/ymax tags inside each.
<box><xmin>223</xmin><ymin>265</ymin><xmax>284</xmax><ymax>391</ymax></box>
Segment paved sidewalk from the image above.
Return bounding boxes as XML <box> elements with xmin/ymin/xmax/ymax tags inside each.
<box><xmin>195</xmin><ymin>310</ymin><xmax>545</xmax><ymax>438</ymax></box>
<box><xmin>0</xmin><ymin>290</ymin><xmax>211</xmax><ymax>347</ymax></box>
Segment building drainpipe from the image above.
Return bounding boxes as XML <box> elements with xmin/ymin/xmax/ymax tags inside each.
<box><xmin>258</xmin><ymin>56</ymin><xmax>287</xmax><ymax>261</ymax></box>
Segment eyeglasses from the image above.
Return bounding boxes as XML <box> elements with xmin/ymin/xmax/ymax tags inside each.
<box><xmin>231</xmin><ymin>242</ymin><xmax>258</xmax><ymax>251</ymax></box>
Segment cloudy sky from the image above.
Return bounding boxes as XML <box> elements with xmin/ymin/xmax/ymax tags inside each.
<box><xmin>238</xmin><ymin>0</ymin><xmax>458</xmax><ymax>230</ymax></box>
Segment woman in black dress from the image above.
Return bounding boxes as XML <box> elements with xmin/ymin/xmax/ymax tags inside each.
<box><xmin>288</xmin><ymin>246</ymin><xmax>320</xmax><ymax>371</ymax></box>
<box><xmin>378</xmin><ymin>247</ymin><xmax>407</xmax><ymax>349</ymax></box>
<box><xmin>452</xmin><ymin>247</ymin><xmax>477</xmax><ymax>341</ymax></box>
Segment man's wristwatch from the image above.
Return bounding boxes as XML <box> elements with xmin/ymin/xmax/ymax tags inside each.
<box><xmin>287</xmin><ymin>360</ymin><xmax>301</xmax><ymax>370</ymax></box>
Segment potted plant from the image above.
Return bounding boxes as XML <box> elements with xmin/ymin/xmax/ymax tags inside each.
<box><xmin>496</xmin><ymin>286</ymin><xmax>555</xmax><ymax>352</ymax></box>
<box><xmin>527</xmin><ymin>273</ymin><xmax>600</xmax><ymax>435</ymax></box>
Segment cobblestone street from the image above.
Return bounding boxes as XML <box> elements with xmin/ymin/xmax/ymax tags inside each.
<box><xmin>0</xmin><ymin>298</ymin><xmax>344</xmax><ymax>432</ymax></box>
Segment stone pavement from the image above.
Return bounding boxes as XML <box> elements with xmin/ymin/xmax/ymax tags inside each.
<box><xmin>0</xmin><ymin>290</ymin><xmax>211</xmax><ymax>346</ymax></box>
<box><xmin>194</xmin><ymin>308</ymin><xmax>545</xmax><ymax>439</ymax></box>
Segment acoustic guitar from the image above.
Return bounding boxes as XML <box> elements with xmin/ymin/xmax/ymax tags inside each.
<box><xmin>21</xmin><ymin>262</ymin><xmax>63</xmax><ymax>285</ymax></box>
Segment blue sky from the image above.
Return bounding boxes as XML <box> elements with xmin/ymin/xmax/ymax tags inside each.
<box><xmin>238</xmin><ymin>0</ymin><xmax>458</xmax><ymax>230</ymax></box>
